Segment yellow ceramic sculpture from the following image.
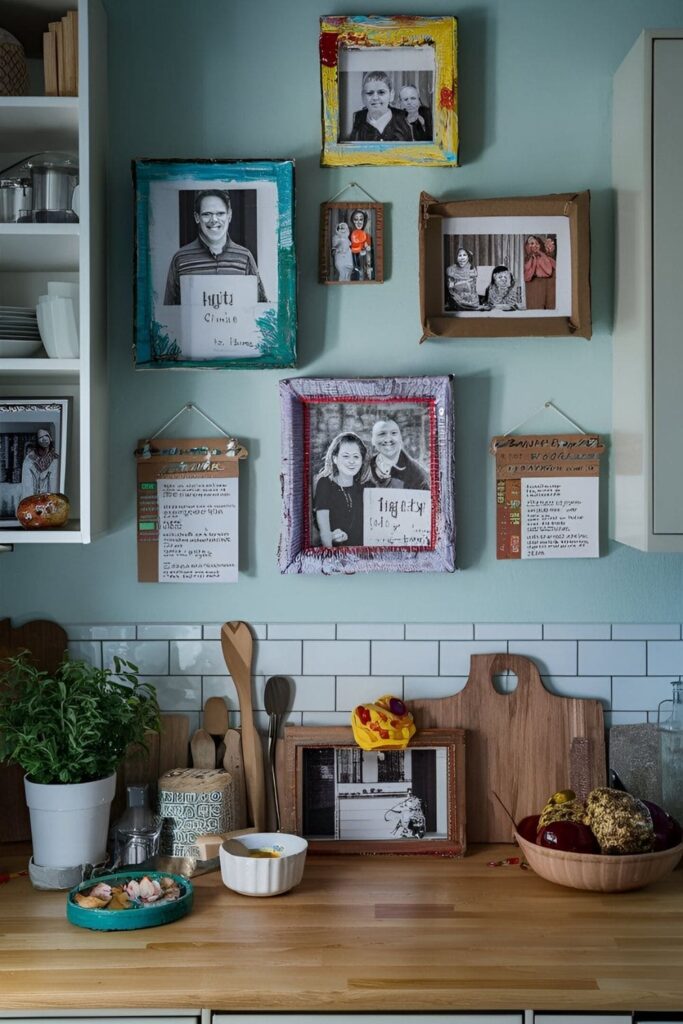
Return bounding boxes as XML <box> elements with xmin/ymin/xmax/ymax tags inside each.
<box><xmin>351</xmin><ymin>695</ymin><xmax>416</xmax><ymax>750</ymax></box>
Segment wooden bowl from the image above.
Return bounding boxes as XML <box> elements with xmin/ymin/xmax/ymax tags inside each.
<box><xmin>515</xmin><ymin>831</ymin><xmax>683</xmax><ymax>892</ymax></box>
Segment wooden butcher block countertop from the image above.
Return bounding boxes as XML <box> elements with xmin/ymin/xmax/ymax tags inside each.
<box><xmin>1</xmin><ymin>844</ymin><xmax>683</xmax><ymax>1013</ymax></box>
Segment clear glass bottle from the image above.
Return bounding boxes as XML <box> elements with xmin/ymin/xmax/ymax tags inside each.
<box><xmin>112</xmin><ymin>784</ymin><xmax>162</xmax><ymax>866</ymax></box>
<box><xmin>658</xmin><ymin>681</ymin><xmax>683</xmax><ymax>823</ymax></box>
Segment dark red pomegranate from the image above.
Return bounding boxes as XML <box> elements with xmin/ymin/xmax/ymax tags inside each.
<box><xmin>537</xmin><ymin>820</ymin><xmax>600</xmax><ymax>854</ymax></box>
<box><xmin>516</xmin><ymin>814</ymin><xmax>541</xmax><ymax>842</ymax></box>
<box><xmin>642</xmin><ymin>800</ymin><xmax>683</xmax><ymax>851</ymax></box>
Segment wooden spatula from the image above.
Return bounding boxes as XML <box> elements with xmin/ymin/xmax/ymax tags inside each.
<box><xmin>220</xmin><ymin>621</ymin><xmax>267</xmax><ymax>831</ymax></box>
<box><xmin>203</xmin><ymin>696</ymin><xmax>230</xmax><ymax>765</ymax></box>
<box><xmin>190</xmin><ymin>728</ymin><xmax>216</xmax><ymax>770</ymax></box>
<box><xmin>264</xmin><ymin>676</ymin><xmax>291</xmax><ymax>831</ymax></box>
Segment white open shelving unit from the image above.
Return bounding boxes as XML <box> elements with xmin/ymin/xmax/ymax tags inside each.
<box><xmin>0</xmin><ymin>0</ymin><xmax>106</xmax><ymax>546</ymax></box>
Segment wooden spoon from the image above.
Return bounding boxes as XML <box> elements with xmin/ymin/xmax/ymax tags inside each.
<box><xmin>220</xmin><ymin>621</ymin><xmax>267</xmax><ymax>831</ymax></box>
<box><xmin>203</xmin><ymin>696</ymin><xmax>230</xmax><ymax>765</ymax></box>
<box><xmin>190</xmin><ymin>728</ymin><xmax>216</xmax><ymax>770</ymax></box>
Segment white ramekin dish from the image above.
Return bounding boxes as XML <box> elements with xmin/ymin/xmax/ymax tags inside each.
<box><xmin>219</xmin><ymin>831</ymin><xmax>308</xmax><ymax>897</ymax></box>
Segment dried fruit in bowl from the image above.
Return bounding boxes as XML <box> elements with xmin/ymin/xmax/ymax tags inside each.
<box><xmin>351</xmin><ymin>695</ymin><xmax>416</xmax><ymax>750</ymax></box>
<box><xmin>584</xmin><ymin>787</ymin><xmax>654</xmax><ymax>854</ymax></box>
<box><xmin>538</xmin><ymin>789</ymin><xmax>586</xmax><ymax>830</ymax></box>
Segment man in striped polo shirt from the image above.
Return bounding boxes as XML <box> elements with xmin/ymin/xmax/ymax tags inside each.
<box><xmin>164</xmin><ymin>189</ymin><xmax>267</xmax><ymax>304</ymax></box>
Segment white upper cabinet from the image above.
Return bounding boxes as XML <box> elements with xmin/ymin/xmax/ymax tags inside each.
<box><xmin>0</xmin><ymin>0</ymin><xmax>106</xmax><ymax>545</ymax></box>
<box><xmin>612</xmin><ymin>30</ymin><xmax>683</xmax><ymax>551</ymax></box>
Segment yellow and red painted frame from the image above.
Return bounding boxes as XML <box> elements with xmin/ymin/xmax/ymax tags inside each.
<box><xmin>320</xmin><ymin>15</ymin><xmax>459</xmax><ymax>167</ymax></box>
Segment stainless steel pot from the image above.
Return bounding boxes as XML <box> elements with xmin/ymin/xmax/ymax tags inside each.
<box><xmin>0</xmin><ymin>178</ymin><xmax>31</xmax><ymax>222</ymax></box>
<box><xmin>31</xmin><ymin>164</ymin><xmax>78</xmax><ymax>219</ymax></box>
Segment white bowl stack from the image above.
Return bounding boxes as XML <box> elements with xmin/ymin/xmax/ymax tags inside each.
<box><xmin>36</xmin><ymin>281</ymin><xmax>79</xmax><ymax>359</ymax></box>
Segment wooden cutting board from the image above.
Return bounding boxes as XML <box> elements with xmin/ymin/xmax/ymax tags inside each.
<box><xmin>0</xmin><ymin>618</ymin><xmax>68</xmax><ymax>843</ymax></box>
<box><xmin>407</xmin><ymin>652</ymin><xmax>606</xmax><ymax>842</ymax></box>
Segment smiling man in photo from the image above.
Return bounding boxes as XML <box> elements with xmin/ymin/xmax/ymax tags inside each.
<box><xmin>163</xmin><ymin>188</ymin><xmax>267</xmax><ymax>305</ymax></box>
<box><xmin>368</xmin><ymin>418</ymin><xmax>430</xmax><ymax>489</ymax></box>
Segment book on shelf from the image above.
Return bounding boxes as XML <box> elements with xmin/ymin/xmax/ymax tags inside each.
<box><xmin>43</xmin><ymin>11</ymin><xmax>78</xmax><ymax>97</ymax></box>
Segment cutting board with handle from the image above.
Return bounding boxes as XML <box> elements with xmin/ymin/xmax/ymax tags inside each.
<box><xmin>407</xmin><ymin>652</ymin><xmax>606</xmax><ymax>842</ymax></box>
<box><xmin>0</xmin><ymin>618</ymin><xmax>68</xmax><ymax>843</ymax></box>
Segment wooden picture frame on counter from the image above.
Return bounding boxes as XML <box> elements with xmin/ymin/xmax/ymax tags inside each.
<box><xmin>278</xmin><ymin>375</ymin><xmax>455</xmax><ymax>575</ymax></box>
<box><xmin>281</xmin><ymin>725</ymin><xmax>466</xmax><ymax>856</ymax></box>
<box><xmin>419</xmin><ymin>190</ymin><xmax>592</xmax><ymax>340</ymax></box>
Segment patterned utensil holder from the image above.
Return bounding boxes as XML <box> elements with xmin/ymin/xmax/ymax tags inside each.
<box><xmin>158</xmin><ymin>768</ymin><xmax>235</xmax><ymax>857</ymax></box>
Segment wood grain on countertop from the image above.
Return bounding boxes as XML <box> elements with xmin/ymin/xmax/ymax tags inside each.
<box><xmin>1</xmin><ymin>844</ymin><xmax>682</xmax><ymax>1012</ymax></box>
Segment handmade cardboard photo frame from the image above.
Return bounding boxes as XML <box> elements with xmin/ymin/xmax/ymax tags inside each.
<box><xmin>133</xmin><ymin>158</ymin><xmax>297</xmax><ymax>369</ymax></box>
<box><xmin>419</xmin><ymin>190</ymin><xmax>592</xmax><ymax>340</ymax></box>
<box><xmin>278</xmin><ymin>375</ymin><xmax>455</xmax><ymax>575</ymax></box>
<box><xmin>320</xmin><ymin>15</ymin><xmax>458</xmax><ymax>167</ymax></box>
<box><xmin>319</xmin><ymin>202</ymin><xmax>384</xmax><ymax>284</ymax></box>
<box><xmin>281</xmin><ymin>726</ymin><xmax>466</xmax><ymax>856</ymax></box>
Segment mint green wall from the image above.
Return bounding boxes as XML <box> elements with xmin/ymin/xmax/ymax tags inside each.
<box><xmin>2</xmin><ymin>0</ymin><xmax>682</xmax><ymax>623</ymax></box>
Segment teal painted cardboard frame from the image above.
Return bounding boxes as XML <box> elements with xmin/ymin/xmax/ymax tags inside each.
<box><xmin>133</xmin><ymin>159</ymin><xmax>297</xmax><ymax>369</ymax></box>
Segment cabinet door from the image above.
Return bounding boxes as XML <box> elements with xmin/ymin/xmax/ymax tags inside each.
<box><xmin>535</xmin><ymin>1016</ymin><xmax>632</xmax><ymax>1024</ymax></box>
<box><xmin>216</xmin><ymin>1016</ymin><xmax>523</xmax><ymax>1024</ymax></box>
<box><xmin>652</xmin><ymin>38</ymin><xmax>683</xmax><ymax>534</ymax></box>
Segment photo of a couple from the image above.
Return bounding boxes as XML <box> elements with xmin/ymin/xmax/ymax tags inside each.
<box><xmin>308</xmin><ymin>403</ymin><xmax>432</xmax><ymax>550</ymax></box>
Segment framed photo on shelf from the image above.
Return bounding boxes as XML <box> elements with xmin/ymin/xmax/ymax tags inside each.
<box><xmin>419</xmin><ymin>190</ymin><xmax>592</xmax><ymax>339</ymax></box>
<box><xmin>133</xmin><ymin>158</ymin><xmax>297</xmax><ymax>369</ymax></box>
<box><xmin>320</xmin><ymin>15</ymin><xmax>459</xmax><ymax>167</ymax></box>
<box><xmin>319</xmin><ymin>201</ymin><xmax>384</xmax><ymax>284</ymax></box>
<box><xmin>0</xmin><ymin>398</ymin><xmax>68</xmax><ymax>526</ymax></box>
<box><xmin>278</xmin><ymin>375</ymin><xmax>455</xmax><ymax>575</ymax></box>
<box><xmin>281</xmin><ymin>726</ymin><xmax>466</xmax><ymax>857</ymax></box>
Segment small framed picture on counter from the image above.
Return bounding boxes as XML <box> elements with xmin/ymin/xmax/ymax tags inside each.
<box><xmin>133</xmin><ymin>158</ymin><xmax>297</xmax><ymax>369</ymax></box>
<box><xmin>281</xmin><ymin>726</ymin><xmax>466</xmax><ymax>856</ymax></box>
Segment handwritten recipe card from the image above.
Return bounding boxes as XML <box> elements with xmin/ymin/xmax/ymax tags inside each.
<box><xmin>521</xmin><ymin>476</ymin><xmax>598</xmax><ymax>559</ymax></box>
<box><xmin>157</xmin><ymin>477</ymin><xmax>238</xmax><ymax>582</ymax></box>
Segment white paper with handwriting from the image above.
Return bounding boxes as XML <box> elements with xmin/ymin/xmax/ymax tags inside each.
<box><xmin>363</xmin><ymin>488</ymin><xmax>431</xmax><ymax>548</ymax></box>
<box><xmin>521</xmin><ymin>476</ymin><xmax>598</xmax><ymax>559</ymax></box>
<box><xmin>157</xmin><ymin>476</ymin><xmax>238</xmax><ymax>582</ymax></box>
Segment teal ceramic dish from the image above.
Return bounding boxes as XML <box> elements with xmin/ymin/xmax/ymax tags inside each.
<box><xmin>66</xmin><ymin>870</ymin><xmax>193</xmax><ymax>931</ymax></box>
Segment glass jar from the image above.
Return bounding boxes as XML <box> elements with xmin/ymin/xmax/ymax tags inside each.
<box><xmin>112</xmin><ymin>784</ymin><xmax>162</xmax><ymax>866</ymax></box>
<box><xmin>658</xmin><ymin>680</ymin><xmax>683</xmax><ymax>823</ymax></box>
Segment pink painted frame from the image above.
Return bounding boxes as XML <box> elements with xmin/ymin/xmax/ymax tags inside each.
<box><xmin>278</xmin><ymin>375</ymin><xmax>455</xmax><ymax>574</ymax></box>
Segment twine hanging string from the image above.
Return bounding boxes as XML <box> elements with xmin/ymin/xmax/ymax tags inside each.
<box><xmin>503</xmin><ymin>400</ymin><xmax>587</xmax><ymax>437</ymax></box>
<box><xmin>325</xmin><ymin>181</ymin><xmax>380</xmax><ymax>204</ymax></box>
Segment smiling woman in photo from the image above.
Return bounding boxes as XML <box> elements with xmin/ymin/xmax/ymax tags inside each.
<box><xmin>313</xmin><ymin>431</ymin><xmax>371</xmax><ymax>547</ymax></box>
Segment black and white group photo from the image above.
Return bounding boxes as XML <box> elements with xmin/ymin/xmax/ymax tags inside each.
<box><xmin>307</xmin><ymin>400</ymin><xmax>433</xmax><ymax>550</ymax></box>
<box><xmin>337</xmin><ymin>44</ymin><xmax>435</xmax><ymax>143</ymax></box>
<box><xmin>301</xmin><ymin>744</ymin><xmax>448</xmax><ymax>842</ymax></box>
<box><xmin>441</xmin><ymin>217</ymin><xmax>572</xmax><ymax>317</ymax></box>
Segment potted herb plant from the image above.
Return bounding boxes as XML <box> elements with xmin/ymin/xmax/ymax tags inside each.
<box><xmin>0</xmin><ymin>653</ymin><xmax>160</xmax><ymax>870</ymax></box>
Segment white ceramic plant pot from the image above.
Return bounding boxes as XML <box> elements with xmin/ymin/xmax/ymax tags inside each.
<box><xmin>24</xmin><ymin>773</ymin><xmax>116</xmax><ymax>868</ymax></box>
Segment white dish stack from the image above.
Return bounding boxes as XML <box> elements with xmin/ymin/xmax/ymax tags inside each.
<box><xmin>36</xmin><ymin>280</ymin><xmax>79</xmax><ymax>359</ymax></box>
<box><xmin>0</xmin><ymin>304</ymin><xmax>42</xmax><ymax>357</ymax></box>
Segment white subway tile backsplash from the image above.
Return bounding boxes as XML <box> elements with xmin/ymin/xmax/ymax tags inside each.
<box><xmin>540</xmin><ymin>675</ymin><xmax>611</xmax><ymax>705</ymax></box>
<box><xmin>475</xmin><ymin>623</ymin><xmax>542</xmax><ymax>640</ymax></box>
<box><xmin>253</xmin><ymin>641</ymin><xmax>302</xmax><ymax>676</ymax></box>
<box><xmin>404</xmin><ymin>676</ymin><xmax>467</xmax><ymax>700</ymax></box>
<box><xmin>268</xmin><ymin>624</ymin><xmax>335</xmax><ymax>640</ymax></box>
<box><xmin>202</xmin><ymin>623</ymin><xmax>267</xmax><ymax>640</ymax></box>
<box><xmin>543</xmin><ymin>623</ymin><xmax>611</xmax><ymax>640</ymax></box>
<box><xmin>103</xmin><ymin>640</ymin><xmax>169</xmax><ymax>675</ymax></box>
<box><xmin>60</xmin><ymin>621</ymin><xmax>683</xmax><ymax>724</ymax></box>
<box><xmin>647</xmin><ymin>641</ymin><xmax>683</xmax><ymax>675</ymax></box>
<box><xmin>337</xmin><ymin>623</ymin><xmax>404</xmax><ymax>640</ymax></box>
<box><xmin>148</xmin><ymin>675</ymin><xmax>202</xmax><ymax>711</ymax></box>
<box><xmin>68</xmin><ymin>624</ymin><xmax>136</xmax><ymax>641</ymax></box>
<box><xmin>405</xmin><ymin>624</ymin><xmax>473</xmax><ymax>640</ymax></box>
<box><xmin>612</xmin><ymin>624</ymin><xmax>680</xmax><ymax>640</ymax></box>
<box><xmin>304</xmin><ymin>641</ymin><xmax>369</xmax><ymax>675</ymax></box>
<box><xmin>137</xmin><ymin>624</ymin><xmax>202</xmax><ymax>640</ymax></box>
<box><xmin>372</xmin><ymin>641</ymin><xmax>438</xmax><ymax>676</ymax></box>
<box><xmin>612</xmin><ymin>676</ymin><xmax>679</xmax><ymax>712</ymax></box>
<box><xmin>68</xmin><ymin>640</ymin><xmax>102</xmax><ymax>667</ymax></box>
<box><xmin>579</xmin><ymin>640</ymin><xmax>646</xmax><ymax>676</ymax></box>
<box><xmin>288</xmin><ymin>676</ymin><xmax>336</xmax><ymax>711</ymax></box>
<box><xmin>509</xmin><ymin>641</ymin><xmax>577</xmax><ymax>675</ymax></box>
<box><xmin>336</xmin><ymin>676</ymin><xmax>403</xmax><ymax>711</ymax></box>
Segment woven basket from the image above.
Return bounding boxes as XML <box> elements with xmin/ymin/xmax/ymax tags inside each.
<box><xmin>0</xmin><ymin>31</ymin><xmax>28</xmax><ymax>96</ymax></box>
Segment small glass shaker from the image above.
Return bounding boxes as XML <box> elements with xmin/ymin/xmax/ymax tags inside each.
<box><xmin>113</xmin><ymin>784</ymin><xmax>162</xmax><ymax>866</ymax></box>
